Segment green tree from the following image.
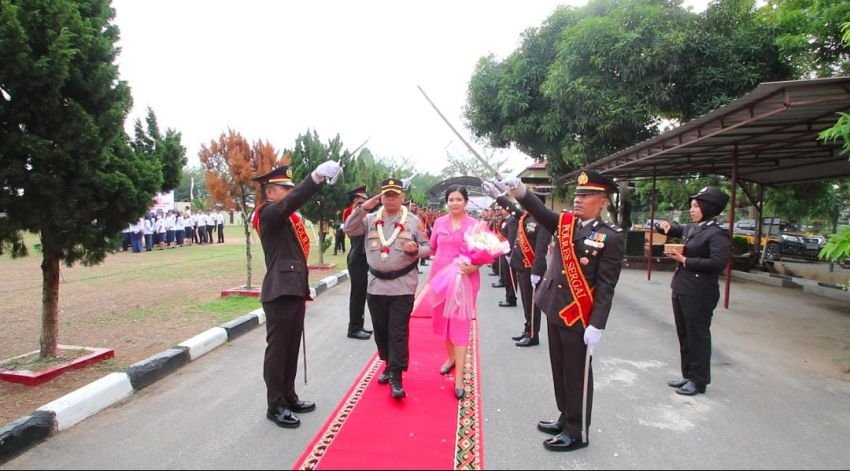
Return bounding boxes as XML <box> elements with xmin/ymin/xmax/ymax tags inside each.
<box><xmin>173</xmin><ymin>165</ymin><xmax>210</xmax><ymax>204</ymax></box>
<box><xmin>0</xmin><ymin>0</ymin><xmax>181</xmax><ymax>358</ymax></box>
<box><xmin>290</xmin><ymin>130</ymin><xmax>361</xmax><ymax>265</ymax></box>
<box><xmin>130</xmin><ymin>107</ymin><xmax>186</xmax><ymax>192</ymax></box>
<box><xmin>466</xmin><ymin>0</ymin><xmax>792</xmax><ymax>183</ymax></box>
<box><xmin>818</xmin><ymin>22</ymin><xmax>850</xmax><ymax>155</ymax></box>
<box><xmin>674</xmin><ymin>0</ymin><xmax>792</xmax><ymax>120</ymax></box>
<box><xmin>199</xmin><ymin>130</ymin><xmax>283</xmax><ymax>289</ymax></box>
<box><xmin>405</xmin><ymin>173</ymin><xmax>442</xmax><ymax>207</ymax></box>
<box><xmin>764</xmin><ymin>179</ymin><xmax>850</xmax><ymax>234</ymax></box>
<box><xmin>763</xmin><ymin>0</ymin><xmax>850</xmax><ymax>78</ymax></box>
<box><xmin>439</xmin><ymin>149</ymin><xmax>512</xmax><ymax>180</ymax></box>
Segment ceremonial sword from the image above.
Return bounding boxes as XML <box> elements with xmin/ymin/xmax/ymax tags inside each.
<box><xmin>416</xmin><ymin>85</ymin><xmax>501</xmax><ymax>182</ymax></box>
<box><xmin>581</xmin><ymin>346</ymin><xmax>591</xmax><ymax>444</ymax></box>
<box><xmin>326</xmin><ymin>138</ymin><xmax>369</xmax><ymax>186</ymax></box>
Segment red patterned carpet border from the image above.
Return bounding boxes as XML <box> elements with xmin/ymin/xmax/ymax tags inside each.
<box><xmin>294</xmin><ymin>353</ymin><xmax>381</xmax><ymax>470</ymax></box>
<box><xmin>455</xmin><ymin>319</ymin><xmax>483</xmax><ymax>470</ymax></box>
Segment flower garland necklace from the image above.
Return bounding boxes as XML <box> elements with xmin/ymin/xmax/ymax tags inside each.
<box><xmin>375</xmin><ymin>205</ymin><xmax>409</xmax><ymax>262</ymax></box>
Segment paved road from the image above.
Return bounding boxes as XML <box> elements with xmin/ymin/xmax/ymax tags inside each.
<box><xmin>4</xmin><ymin>268</ymin><xmax>850</xmax><ymax>469</ymax></box>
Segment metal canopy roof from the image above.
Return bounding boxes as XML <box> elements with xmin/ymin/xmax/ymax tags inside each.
<box><xmin>564</xmin><ymin>77</ymin><xmax>850</xmax><ymax>185</ymax></box>
<box><xmin>426</xmin><ymin>176</ymin><xmax>486</xmax><ymax>199</ymax></box>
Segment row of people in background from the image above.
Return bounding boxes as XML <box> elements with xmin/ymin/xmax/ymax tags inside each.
<box><xmin>121</xmin><ymin>209</ymin><xmax>227</xmax><ymax>253</ymax></box>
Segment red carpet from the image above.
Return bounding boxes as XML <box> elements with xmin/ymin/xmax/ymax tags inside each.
<box><xmin>293</xmin><ymin>317</ymin><xmax>483</xmax><ymax>470</ymax></box>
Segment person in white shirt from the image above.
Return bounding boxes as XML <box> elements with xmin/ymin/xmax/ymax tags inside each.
<box><xmin>143</xmin><ymin>217</ymin><xmax>154</xmax><ymax>251</ymax></box>
<box><xmin>197</xmin><ymin>212</ymin><xmax>207</xmax><ymax>244</ymax></box>
<box><xmin>131</xmin><ymin>218</ymin><xmax>144</xmax><ymax>253</ymax></box>
<box><xmin>165</xmin><ymin>211</ymin><xmax>176</xmax><ymax>247</ymax></box>
<box><xmin>155</xmin><ymin>215</ymin><xmax>166</xmax><ymax>250</ymax></box>
<box><xmin>205</xmin><ymin>211</ymin><xmax>215</xmax><ymax>244</ymax></box>
<box><xmin>176</xmin><ymin>213</ymin><xmax>185</xmax><ymax>246</ymax></box>
<box><xmin>217</xmin><ymin>211</ymin><xmax>226</xmax><ymax>243</ymax></box>
<box><xmin>121</xmin><ymin>224</ymin><xmax>132</xmax><ymax>252</ymax></box>
<box><xmin>183</xmin><ymin>210</ymin><xmax>194</xmax><ymax>246</ymax></box>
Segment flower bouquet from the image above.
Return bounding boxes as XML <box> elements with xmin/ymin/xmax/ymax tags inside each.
<box><xmin>416</xmin><ymin>221</ymin><xmax>510</xmax><ymax>321</ymax></box>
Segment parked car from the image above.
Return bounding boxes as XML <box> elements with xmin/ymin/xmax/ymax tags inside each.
<box><xmin>735</xmin><ymin>222</ymin><xmax>821</xmax><ymax>261</ymax></box>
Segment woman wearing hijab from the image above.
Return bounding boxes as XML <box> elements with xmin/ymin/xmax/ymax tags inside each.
<box><xmin>656</xmin><ymin>187</ymin><xmax>731</xmax><ymax>396</ymax></box>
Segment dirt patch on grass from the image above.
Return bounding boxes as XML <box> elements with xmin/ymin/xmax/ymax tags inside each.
<box><xmin>0</xmin><ymin>226</ymin><xmax>347</xmax><ymax>424</ymax></box>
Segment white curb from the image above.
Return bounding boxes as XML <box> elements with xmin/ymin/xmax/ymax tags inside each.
<box><xmin>249</xmin><ymin>307</ymin><xmax>266</xmax><ymax>325</ymax></box>
<box><xmin>178</xmin><ymin>327</ymin><xmax>228</xmax><ymax>361</ymax></box>
<box><xmin>38</xmin><ymin>372</ymin><xmax>134</xmax><ymax>431</ymax></box>
<box><xmin>320</xmin><ymin>275</ymin><xmax>338</xmax><ymax>288</ymax></box>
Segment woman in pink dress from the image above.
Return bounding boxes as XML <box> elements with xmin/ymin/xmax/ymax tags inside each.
<box><xmin>427</xmin><ymin>186</ymin><xmax>482</xmax><ymax>400</ymax></box>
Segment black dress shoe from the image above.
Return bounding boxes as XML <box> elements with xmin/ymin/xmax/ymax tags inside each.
<box><xmin>511</xmin><ymin>332</ymin><xmax>528</xmax><ymax>341</ymax></box>
<box><xmin>266</xmin><ymin>407</ymin><xmax>300</xmax><ymax>428</ymax></box>
<box><xmin>543</xmin><ymin>433</ymin><xmax>588</xmax><ymax>452</ymax></box>
<box><xmin>390</xmin><ymin>383</ymin><xmax>406</xmax><ymax>399</ymax></box>
<box><xmin>498</xmin><ymin>300</ymin><xmax>517</xmax><ymax>307</ymax></box>
<box><xmin>491</xmin><ymin>281</ymin><xmax>505</xmax><ymax>288</ymax></box>
<box><xmin>516</xmin><ymin>336</ymin><xmax>539</xmax><ymax>347</ymax></box>
<box><xmin>361</xmin><ymin>328</ymin><xmax>373</xmax><ymax>335</ymax></box>
<box><xmin>377</xmin><ymin>368</ymin><xmax>391</xmax><ymax>384</ymax></box>
<box><xmin>347</xmin><ymin>330</ymin><xmax>371</xmax><ymax>340</ymax></box>
<box><xmin>455</xmin><ymin>387</ymin><xmax>465</xmax><ymax>400</ymax></box>
<box><xmin>390</xmin><ymin>372</ymin><xmax>405</xmax><ymax>398</ymax></box>
<box><xmin>439</xmin><ymin>363</ymin><xmax>455</xmax><ymax>375</ymax></box>
<box><xmin>667</xmin><ymin>378</ymin><xmax>689</xmax><ymax>388</ymax></box>
<box><xmin>675</xmin><ymin>380</ymin><xmax>706</xmax><ymax>396</ymax></box>
<box><xmin>289</xmin><ymin>400</ymin><xmax>315</xmax><ymax>413</ymax></box>
<box><xmin>537</xmin><ymin>420</ymin><xmax>563</xmax><ymax>436</ymax></box>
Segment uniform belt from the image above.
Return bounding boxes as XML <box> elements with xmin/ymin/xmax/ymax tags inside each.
<box><xmin>369</xmin><ymin>261</ymin><xmax>419</xmax><ymax>280</ymax></box>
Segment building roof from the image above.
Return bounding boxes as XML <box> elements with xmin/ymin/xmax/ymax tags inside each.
<box><xmin>563</xmin><ymin>77</ymin><xmax>850</xmax><ymax>185</ymax></box>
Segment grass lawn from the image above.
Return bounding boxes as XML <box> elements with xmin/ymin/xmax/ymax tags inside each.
<box><xmin>0</xmin><ymin>224</ymin><xmax>349</xmax><ymax>424</ymax></box>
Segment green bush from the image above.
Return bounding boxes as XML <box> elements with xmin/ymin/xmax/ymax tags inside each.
<box><xmin>819</xmin><ymin>227</ymin><xmax>850</xmax><ymax>262</ymax></box>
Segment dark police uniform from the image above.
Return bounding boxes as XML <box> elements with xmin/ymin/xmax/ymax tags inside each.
<box><xmin>656</xmin><ymin>186</ymin><xmax>731</xmax><ymax>395</ymax></box>
<box><xmin>343</xmin><ymin>186</ymin><xmax>372</xmax><ymax>340</ymax></box>
<box><xmin>487</xmin><ymin>211</ymin><xmax>502</xmax><ymax>275</ymax></box>
<box><xmin>253</xmin><ymin>165</ymin><xmax>325</xmax><ymax>428</ymax></box>
<box><xmin>515</xmin><ymin>171</ymin><xmax>624</xmax><ymax>452</ymax></box>
<box><xmin>498</xmin><ymin>194</ymin><xmax>552</xmax><ymax>346</ymax></box>
<box><xmin>495</xmin><ymin>207</ymin><xmax>519</xmax><ymax>306</ymax></box>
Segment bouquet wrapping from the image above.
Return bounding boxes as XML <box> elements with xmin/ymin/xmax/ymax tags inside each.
<box><xmin>421</xmin><ymin>221</ymin><xmax>510</xmax><ymax>321</ymax></box>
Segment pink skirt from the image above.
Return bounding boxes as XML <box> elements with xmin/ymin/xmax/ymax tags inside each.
<box><xmin>412</xmin><ymin>283</ymin><xmax>474</xmax><ymax>347</ymax></box>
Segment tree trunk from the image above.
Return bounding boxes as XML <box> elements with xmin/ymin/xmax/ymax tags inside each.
<box><xmin>243</xmin><ymin>209</ymin><xmax>253</xmax><ymax>289</ymax></box>
<box><xmin>40</xmin><ymin>245</ymin><xmax>60</xmax><ymax>359</ymax></box>
<box><xmin>318</xmin><ymin>232</ymin><xmax>325</xmax><ymax>265</ymax></box>
<box><xmin>618</xmin><ymin>181</ymin><xmax>633</xmax><ymax>232</ymax></box>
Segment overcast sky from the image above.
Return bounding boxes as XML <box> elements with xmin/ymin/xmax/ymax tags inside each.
<box><xmin>113</xmin><ymin>0</ymin><xmax>708</xmax><ymax>178</ymax></box>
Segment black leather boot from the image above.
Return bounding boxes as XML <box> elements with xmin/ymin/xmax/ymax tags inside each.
<box><xmin>390</xmin><ymin>371</ymin><xmax>406</xmax><ymax>399</ymax></box>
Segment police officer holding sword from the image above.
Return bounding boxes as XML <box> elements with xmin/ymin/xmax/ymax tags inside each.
<box><xmin>488</xmin><ymin>170</ymin><xmax>624</xmax><ymax>452</ymax></box>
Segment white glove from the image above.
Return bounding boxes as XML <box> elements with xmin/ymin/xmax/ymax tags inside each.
<box><xmin>312</xmin><ymin>161</ymin><xmax>343</xmax><ymax>183</ymax></box>
<box><xmin>401</xmin><ymin>177</ymin><xmax>412</xmax><ymax>191</ymax></box>
<box><xmin>500</xmin><ymin>177</ymin><xmax>526</xmax><ymax>198</ymax></box>
<box><xmin>481</xmin><ymin>181</ymin><xmax>503</xmax><ymax>198</ymax></box>
<box><xmin>530</xmin><ymin>274</ymin><xmax>541</xmax><ymax>286</ymax></box>
<box><xmin>583</xmin><ymin>325</ymin><xmax>603</xmax><ymax>355</ymax></box>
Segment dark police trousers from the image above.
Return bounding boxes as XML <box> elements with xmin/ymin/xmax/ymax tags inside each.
<box><xmin>499</xmin><ymin>255</ymin><xmax>517</xmax><ymax>302</ymax></box>
<box><xmin>262</xmin><ymin>295</ymin><xmax>305</xmax><ymax>410</ymax></box>
<box><xmin>366</xmin><ymin>294</ymin><xmax>413</xmax><ymax>373</ymax></box>
<box><xmin>516</xmin><ymin>270</ymin><xmax>542</xmax><ymax>338</ymax></box>
<box><xmin>671</xmin><ymin>291</ymin><xmax>717</xmax><ymax>388</ymax></box>
<box><xmin>548</xmin><ymin>322</ymin><xmax>593</xmax><ymax>438</ymax></box>
<box><xmin>348</xmin><ymin>260</ymin><xmax>368</xmax><ymax>334</ymax></box>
